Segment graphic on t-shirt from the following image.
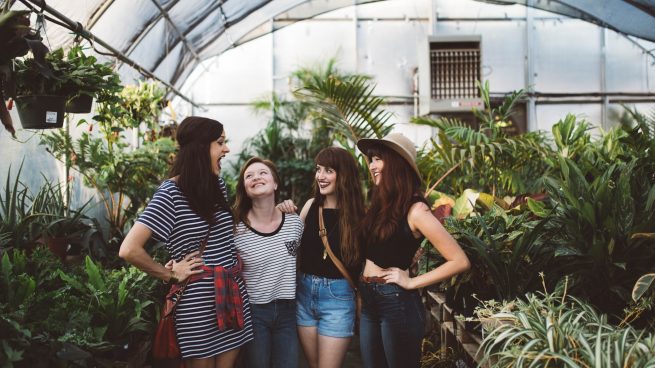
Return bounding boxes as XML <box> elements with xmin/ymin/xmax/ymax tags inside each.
<box><xmin>285</xmin><ymin>239</ymin><xmax>300</xmax><ymax>256</ymax></box>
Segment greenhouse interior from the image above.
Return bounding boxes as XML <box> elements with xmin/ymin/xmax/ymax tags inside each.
<box><xmin>1</xmin><ymin>0</ymin><xmax>655</xmax><ymax>366</ymax></box>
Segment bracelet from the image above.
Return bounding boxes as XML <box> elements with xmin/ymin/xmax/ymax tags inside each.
<box><xmin>165</xmin><ymin>269</ymin><xmax>179</xmax><ymax>284</ymax></box>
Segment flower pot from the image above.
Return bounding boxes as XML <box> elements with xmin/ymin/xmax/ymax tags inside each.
<box><xmin>65</xmin><ymin>94</ymin><xmax>93</xmax><ymax>113</ymax></box>
<box><xmin>15</xmin><ymin>95</ymin><xmax>65</xmax><ymax>129</ymax></box>
<box><xmin>46</xmin><ymin>236</ymin><xmax>69</xmax><ymax>262</ymax></box>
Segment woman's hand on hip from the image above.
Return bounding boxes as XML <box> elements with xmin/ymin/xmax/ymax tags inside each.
<box><xmin>381</xmin><ymin>267</ymin><xmax>414</xmax><ymax>289</ymax></box>
<box><xmin>167</xmin><ymin>251</ymin><xmax>204</xmax><ymax>283</ymax></box>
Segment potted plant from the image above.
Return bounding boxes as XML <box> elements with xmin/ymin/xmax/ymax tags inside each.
<box><xmin>0</xmin><ymin>9</ymin><xmax>49</xmax><ymax>135</ymax></box>
<box><xmin>59</xmin><ymin>45</ymin><xmax>121</xmax><ymax>113</ymax></box>
<box><xmin>11</xmin><ymin>45</ymin><xmax>120</xmax><ymax>128</ymax></box>
<box><xmin>12</xmin><ymin>49</ymin><xmax>68</xmax><ymax>129</ymax></box>
<box><xmin>29</xmin><ymin>180</ymin><xmax>93</xmax><ymax>261</ymax></box>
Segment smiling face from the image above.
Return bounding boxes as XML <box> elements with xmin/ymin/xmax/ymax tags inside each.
<box><xmin>369</xmin><ymin>155</ymin><xmax>384</xmax><ymax>186</ymax></box>
<box><xmin>209</xmin><ymin>132</ymin><xmax>230</xmax><ymax>175</ymax></box>
<box><xmin>315</xmin><ymin>164</ymin><xmax>337</xmax><ymax>197</ymax></box>
<box><xmin>243</xmin><ymin>162</ymin><xmax>277</xmax><ymax>199</ymax></box>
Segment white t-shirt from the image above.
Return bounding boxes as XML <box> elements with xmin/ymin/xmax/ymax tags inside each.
<box><xmin>235</xmin><ymin>212</ymin><xmax>303</xmax><ymax>304</ymax></box>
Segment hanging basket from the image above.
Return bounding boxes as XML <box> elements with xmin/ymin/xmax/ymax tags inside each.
<box><xmin>15</xmin><ymin>95</ymin><xmax>66</xmax><ymax>129</ymax></box>
<box><xmin>65</xmin><ymin>94</ymin><xmax>93</xmax><ymax>114</ymax></box>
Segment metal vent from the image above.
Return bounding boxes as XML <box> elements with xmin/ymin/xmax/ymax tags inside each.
<box><xmin>430</xmin><ymin>41</ymin><xmax>481</xmax><ymax>100</ymax></box>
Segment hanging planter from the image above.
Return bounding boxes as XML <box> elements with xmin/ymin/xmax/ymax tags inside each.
<box><xmin>15</xmin><ymin>95</ymin><xmax>65</xmax><ymax>129</ymax></box>
<box><xmin>11</xmin><ymin>46</ymin><xmax>119</xmax><ymax>128</ymax></box>
<box><xmin>65</xmin><ymin>93</ymin><xmax>93</xmax><ymax>113</ymax></box>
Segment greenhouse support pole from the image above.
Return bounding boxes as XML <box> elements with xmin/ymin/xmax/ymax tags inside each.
<box><xmin>64</xmin><ymin>114</ymin><xmax>70</xmax><ymax>217</ymax></box>
<box><xmin>525</xmin><ymin>0</ymin><xmax>537</xmax><ymax>132</ymax></box>
<box><xmin>21</xmin><ymin>0</ymin><xmax>201</xmax><ymax>109</ymax></box>
<box><xmin>600</xmin><ymin>28</ymin><xmax>609</xmax><ymax>130</ymax></box>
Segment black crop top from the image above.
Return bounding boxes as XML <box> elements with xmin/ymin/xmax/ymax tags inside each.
<box><xmin>365</xmin><ymin>199</ymin><xmax>425</xmax><ymax>270</ymax></box>
<box><xmin>299</xmin><ymin>201</ymin><xmax>352</xmax><ymax>279</ymax></box>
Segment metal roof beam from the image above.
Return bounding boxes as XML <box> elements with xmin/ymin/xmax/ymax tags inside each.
<box><xmin>21</xmin><ymin>0</ymin><xmax>200</xmax><ymax>108</ymax></box>
<box><xmin>86</xmin><ymin>0</ymin><xmax>117</xmax><ymax>29</ymax></box>
<box><xmin>148</xmin><ymin>0</ymin><xmax>202</xmax><ymax>63</ymax></box>
<box><xmin>149</xmin><ymin>1</ymin><xmax>226</xmax><ymax>75</ymax></box>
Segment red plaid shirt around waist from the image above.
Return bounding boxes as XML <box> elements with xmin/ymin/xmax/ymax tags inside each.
<box><xmin>167</xmin><ymin>257</ymin><xmax>245</xmax><ymax>331</ymax></box>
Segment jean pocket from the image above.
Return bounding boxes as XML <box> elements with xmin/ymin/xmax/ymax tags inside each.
<box><xmin>377</xmin><ymin>283</ymin><xmax>404</xmax><ymax>297</ymax></box>
<box><xmin>327</xmin><ymin>280</ymin><xmax>355</xmax><ymax>301</ymax></box>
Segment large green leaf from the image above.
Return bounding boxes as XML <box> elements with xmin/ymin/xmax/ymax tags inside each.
<box><xmin>296</xmin><ymin>74</ymin><xmax>394</xmax><ymax>144</ymax></box>
<box><xmin>631</xmin><ymin>273</ymin><xmax>655</xmax><ymax>302</ymax></box>
<box><xmin>84</xmin><ymin>256</ymin><xmax>105</xmax><ymax>292</ymax></box>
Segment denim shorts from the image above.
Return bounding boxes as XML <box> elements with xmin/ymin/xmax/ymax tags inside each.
<box><xmin>296</xmin><ymin>272</ymin><xmax>356</xmax><ymax>338</ymax></box>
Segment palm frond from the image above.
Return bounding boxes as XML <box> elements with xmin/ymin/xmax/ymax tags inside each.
<box><xmin>295</xmin><ymin>74</ymin><xmax>394</xmax><ymax>144</ymax></box>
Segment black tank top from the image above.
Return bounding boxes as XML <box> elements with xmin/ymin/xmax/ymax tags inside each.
<box><xmin>365</xmin><ymin>198</ymin><xmax>425</xmax><ymax>270</ymax></box>
<box><xmin>299</xmin><ymin>201</ymin><xmax>346</xmax><ymax>279</ymax></box>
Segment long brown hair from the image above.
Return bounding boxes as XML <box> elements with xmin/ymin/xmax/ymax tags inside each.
<box><xmin>169</xmin><ymin>116</ymin><xmax>229</xmax><ymax>223</ymax></box>
<box><xmin>233</xmin><ymin>157</ymin><xmax>281</xmax><ymax>226</ymax></box>
<box><xmin>312</xmin><ymin>147</ymin><xmax>365</xmax><ymax>266</ymax></box>
<box><xmin>361</xmin><ymin>144</ymin><xmax>425</xmax><ymax>244</ymax></box>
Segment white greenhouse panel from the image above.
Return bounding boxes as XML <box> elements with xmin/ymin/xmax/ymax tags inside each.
<box><xmin>125</xmin><ymin>20</ymin><xmax>168</xmax><ymax>71</ymax></box>
<box><xmin>434</xmin><ymin>0</ymin><xmax>535</xmax><ymax>19</ymax></box>
<box><xmin>533</xmin><ymin>20</ymin><xmax>601</xmax><ymax>93</ymax></box>
<box><xmin>606</xmin><ymin>33</ymin><xmax>655</xmax><ymax>93</ymax></box>
<box><xmin>536</xmin><ymin>104</ymin><xmax>602</xmax><ymax>134</ymax></box>
<box><xmin>189</xmin><ymin>36</ymin><xmax>272</xmax><ymax>104</ymax></box>
<box><xmin>152</xmin><ymin>43</ymin><xmax>185</xmax><ymax>83</ymax></box>
<box><xmin>357</xmin><ymin>20</ymin><xmax>430</xmax><ymax>97</ymax></box>
<box><xmin>90</xmin><ymin>0</ymin><xmax>158</xmax><ymax>53</ymax></box>
<box><xmin>353</xmin><ymin>0</ymin><xmax>431</xmax><ymax>18</ymax></box>
<box><xmin>194</xmin><ymin>105</ymin><xmax>270</xmax><ymax>169</ymax></box>
<box><xmin>272</xmin><ymin>19</ymin><xmax>357</xmax><ymax>96</ymax></box>
<box><xmin>0</xmin><ymin>112</ymin><xmax>63</xmax><ymax>196</ymax></box>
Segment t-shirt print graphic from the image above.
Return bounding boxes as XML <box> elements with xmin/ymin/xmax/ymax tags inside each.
<box><xmin>285</xmin><ymin>239</ymin><xmax>300</xmax><ymax>256</ymax></box>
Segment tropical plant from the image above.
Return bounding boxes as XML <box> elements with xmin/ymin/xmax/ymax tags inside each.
<box><xmin>540</xmin><ymin>112</ymin><xmax>655</xmax><ymax>315</ymax></box>
<box><xmin>232</xmin><ymin>93</ymin><xmax>331</xmax><ymax>204</ymax></box>
<box><xmin>479</xmin><ymin>278</ymin><xmax>655</xmax><ymax>367</ymax></box>
<box><xmin>622</xmin><ymin>273</ymin><xmax>655</xmax><ymax>330</ymax></box>
<box><xmin>292</xmin><ymin>59</ymin><xmax>394</xmax><ymax>150</ymax></box>
<box><xmin>0</xmin><ymin>247</ymin><xmax>161</xmax><ymax>366</ymax></box>
<box><xmin>0</xmin><ymin>164</ymin><xmax>54</xmax><ymax>251</ymax></box>
<box><xmin>237</xmin><ymin>59</ymin><xmax>394</xmax><ymax>203</ymax></box>
<box><xmin>0</xmin><ymin>164</ymin><xmax>31</xmax><ymax>250</ymax></box>
<box><xmin>442</xmin><ymin>203</ymin><xmax>552</xmax><ymax>305</ymax></box>
<box><xmin>414</xmin><ymin>81</ymin><xmax>551</xmax><ymax>197</ymax></box>
<box><xmin>56</xmin><ymin>45</ymin><xmax>122</xmax><ymax>103</ymax></box>
<box><xmin>0</xmin><ymin>250</ymin><xmax>36</xmax><ymax>366</ymax></box>
<box><xmin>57</xmin><ymin>257</ymin><xmax>157</xmax><ymax>355</ymax></box>
<box><xmin>40</xmin><ymin>81</ymin><xmax>175</xmax><ymax>248</ymax></box>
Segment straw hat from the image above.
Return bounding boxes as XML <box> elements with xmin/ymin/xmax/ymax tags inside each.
<box><xmin>357</xmin><ymin>132</ymin><xmax>421</xmax><ymax>180</ymax></box>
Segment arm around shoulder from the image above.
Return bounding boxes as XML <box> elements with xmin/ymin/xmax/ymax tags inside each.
<box><xmin>299</xmin><ymin>198</ymin><xmax>315</xmax><ymax>223</ymax></box>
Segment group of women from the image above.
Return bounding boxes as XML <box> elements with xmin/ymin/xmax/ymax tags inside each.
<box><xmin>119</xmin><ymin>116</ymin><xmax>470</xmax><ymax>368</ymax></box>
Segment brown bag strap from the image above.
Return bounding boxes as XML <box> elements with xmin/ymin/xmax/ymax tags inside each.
<box><xmin>166</xmin><ymin>223</ymin><xmax>213</xmax><ymax>314</ymax></box>
<box><xmin>318</xmin><ymin>206</ymin><xmax>357</xmax><ymax>292</ymax></box>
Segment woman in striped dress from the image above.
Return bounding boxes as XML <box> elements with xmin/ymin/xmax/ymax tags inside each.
<box><xmin>233</xmin><ymin>157</ymin><xmax>304</xmax><ymax>367</ymax></box>
<box><xmin>119</xmin><ymin>116</ymin><xmax>253</xmax><ymax>367</ymax></box>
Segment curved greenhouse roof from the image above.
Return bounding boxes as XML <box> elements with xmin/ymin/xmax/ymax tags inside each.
<box><xmin>10</xmin><ymin>0</ymin><xmax>655</xmax><ymax>104</ymax></box>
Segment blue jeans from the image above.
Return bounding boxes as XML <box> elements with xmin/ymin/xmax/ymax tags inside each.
<box><xmin>244</xmin><ymin>299</ymin><xmax>298</xmax><ymax>368</ymax></box>
<box><xmin>296</xmin><ymin>272</ymin><xmax>356</xmax><ymax>338</ymax></box>
<box><xmin>359</xmin><ymin>280</ymin><xmax>425</xmax><ymax>368</ymax></box>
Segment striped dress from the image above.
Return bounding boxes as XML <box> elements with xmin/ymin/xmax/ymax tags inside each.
<box><xmin>137</xmin><ymin>178</ymin><xmax>253</xmax><ymax>358</ymax></box>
